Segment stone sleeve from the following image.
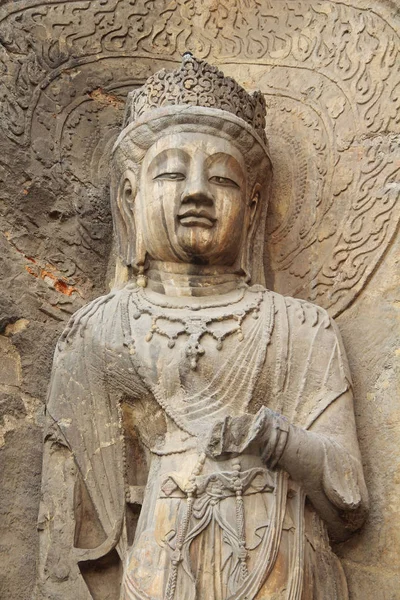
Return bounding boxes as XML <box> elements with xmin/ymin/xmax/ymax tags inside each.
<box><xmin>34</xmin><ymin>297</ymin><xmax>128</xmax><ymax>599</ymax></box>
<box><xmin>34</xmin><ymin>418</ymin><xmax>92</xmax><ymax>600</ymax></box>
<box><xmin>278</xmin><ymin>390</ymin><xmax>369</xmax><ymax>542</ymax></box>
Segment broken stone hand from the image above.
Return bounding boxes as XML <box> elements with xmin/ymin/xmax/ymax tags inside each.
<box><xmin>205</xmin><ymin>407</ymin><xmax>290</xmax><ymax>468</ymax></box>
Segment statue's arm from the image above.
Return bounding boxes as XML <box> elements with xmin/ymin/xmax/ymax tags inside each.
<box><xmin>267</xmin><ymin>303</ymin><xmax>368</xmax><ymax>541</ymax></box>
<box><xmin>207</xmin><ymin>306</ymin><xmax>368</xmax><ymax>542</ymax></box>
<box><xmin>277</xmin><ymin>390</ymin><xmax>368</xmax><ymax>541</ymax></box>
<box><xmin>35</xmin><ymin>344</ymin><xmax>94</xmax><ymax>599</ymax></box>
<box><xmin>207</xmin><ymin>394</ymin><xmax>368</xmax><ymax>542</ymax></box>
<box><xmin>35</xmin><ymin>295</ymin><xmax>128</xmax><ymax>599</ymax></box>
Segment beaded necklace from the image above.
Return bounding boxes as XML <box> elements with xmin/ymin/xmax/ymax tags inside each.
<box><xmin>130</xmin><ymin>285</ymin><xmax>265</xmax><ymax>370</ymax></box>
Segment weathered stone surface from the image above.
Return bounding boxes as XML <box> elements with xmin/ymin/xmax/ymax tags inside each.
<box><xmin>0</xmin><ymin>425</ymin><xmax>42</xmax><ymax>600</ymax></box>
<box><xmin>0</xmin><ymin>1</ymin><xmax>398</xmax><ymax>599</ymax></box>
<box><xmin>335</xmin><ymin>233</ymin><xmax>400</xmax><ymax>599</ymax></box>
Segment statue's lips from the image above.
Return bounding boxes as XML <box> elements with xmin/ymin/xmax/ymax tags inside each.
<box><xmin>177</xmin><ymin>211</ymin><xmax>216</xmax><ymax>229</ymax></box>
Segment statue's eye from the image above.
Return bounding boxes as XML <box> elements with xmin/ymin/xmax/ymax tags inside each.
<box><xmin>209</xmin><ymin>176</ymin><xmax>240</xmax><ymax>189</ymax></box>
<box><xmin>154</xmin><ymin>172</ymin><xmax>185</xmax><ymax>181</ymax></box>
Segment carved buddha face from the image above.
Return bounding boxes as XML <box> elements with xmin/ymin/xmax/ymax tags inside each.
<box><xmin>133</xmin><ymin>131</ymin><xmax>257</xmax><ymax>267</ymax></box>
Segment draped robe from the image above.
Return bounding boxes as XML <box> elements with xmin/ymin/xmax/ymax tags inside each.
<box><xmin>35</xmin><ymin>284</ymin><xmax>367</xmax><ymax>600</ymax></box>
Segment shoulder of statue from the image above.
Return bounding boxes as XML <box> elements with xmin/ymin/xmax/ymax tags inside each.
<box><xmin>268</xmin><ymin>293</ymin><xmax>352</xmax><ymax>393</ymax></box>
<box><xmin>56</xmin><ymin>287</ymin><xmax>126</xmax><ymax>351</ymax></box>
<box><xmin>271</xmin><ymin>291</ymin><xmax>333</xmax><ymax>331</ymax></box>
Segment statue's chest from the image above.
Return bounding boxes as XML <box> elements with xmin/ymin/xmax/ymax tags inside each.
<box><xmin>122</xmin><ymin>288</ymin><xmax>274</xmax><ymax>436</ymax></box>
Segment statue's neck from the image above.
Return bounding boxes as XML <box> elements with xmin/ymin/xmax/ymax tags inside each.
<box><xmin>145</xmin><ymin>261</ymin><xmax>245</xmax><ymax>297</ymax></box>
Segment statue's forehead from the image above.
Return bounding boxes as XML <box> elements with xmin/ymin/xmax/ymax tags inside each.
<box><xmin>143</xmin><ymin>131</ymin><xmax>246</xmax><ymax>169</ymax></box>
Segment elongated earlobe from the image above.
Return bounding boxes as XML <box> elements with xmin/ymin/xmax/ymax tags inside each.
<box><xmin>114</xmin><ymin>170</ymin><xmax>137</xmax><ymax>266</ymax></box>
<box><xmin>239</xmin><ymin>182</ymin><xmax>264</xmax><ymax>283</ymax></box>
<box><xmin>249</xmin><ymin>184</ymin><xmax>261</xmax><ymax>226</ymax></box>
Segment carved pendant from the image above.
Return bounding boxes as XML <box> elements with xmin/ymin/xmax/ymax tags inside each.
<box><xmin>130</xmin><ymin>287</ymin><xmax>265</xmax><ymax>369</ymax></box>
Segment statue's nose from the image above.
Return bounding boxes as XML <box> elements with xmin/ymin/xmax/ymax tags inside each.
<box><xmin>181</xmin><ymin>168</ymin><xmax>214</xmax><ymax>206</ymax></box>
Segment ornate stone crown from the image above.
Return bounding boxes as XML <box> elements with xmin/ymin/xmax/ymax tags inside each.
<box><xmin>123</xmin><ymin>53</ymin><xmax>267</xmax><ymax>145</ymax></box>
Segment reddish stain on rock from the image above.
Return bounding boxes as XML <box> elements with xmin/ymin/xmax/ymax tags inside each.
<box><xmin>25</xmin><ymin>265</ymin><xmax>78</xmax><ymax>296</ymax></box>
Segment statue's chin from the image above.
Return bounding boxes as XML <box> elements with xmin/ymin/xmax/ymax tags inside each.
<box><xmin>149</xmin><ymin>228</ymin><xmax>238</xmax><ymax>266</ymax></box>
<box><xmin>174</xmin><ymin>229</ymin><xmax>215</xmax><ymax>259</ymax></box>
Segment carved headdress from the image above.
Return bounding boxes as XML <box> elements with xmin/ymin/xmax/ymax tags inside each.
<box><xmin>122</xmin><ymin>53</ymin><xmax>268</xmax><ymax>146</ymax></box>
<box><xmin>112</xmin><ymin>54</ymin><xmax>272</xmax><ymax>285</ymax></box>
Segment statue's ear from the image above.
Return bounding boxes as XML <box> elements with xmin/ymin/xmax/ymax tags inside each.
<box><xmin>239</xmin><ymin>183</ymin><xmax>261</xmax><ymax>282</ymax></box>
<box><xmin>248</xmin><ymin>183</ymin><xmax>262</xmax><ymax>227</ymax></box>
<box><xmin>240</xmin><ymin>181</ymin><xmax>268</xmax><ymax>284</ymax></box>
<box><xmin>113</xmin><ymin>169</ymin><xmax>139</xmax><ymax>267</ymax></box>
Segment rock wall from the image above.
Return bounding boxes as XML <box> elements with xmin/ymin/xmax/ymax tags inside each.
<box><xmin>0</xmin><ymin>1</ymin><xmax>398</xmax><ymax>599</ymax></box>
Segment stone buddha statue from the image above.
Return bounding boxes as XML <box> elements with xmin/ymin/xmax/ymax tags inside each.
<box><xmin>35</xmin><ymin>55</ymin><xmax>368</xmax><ymax>600</ymax></box>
